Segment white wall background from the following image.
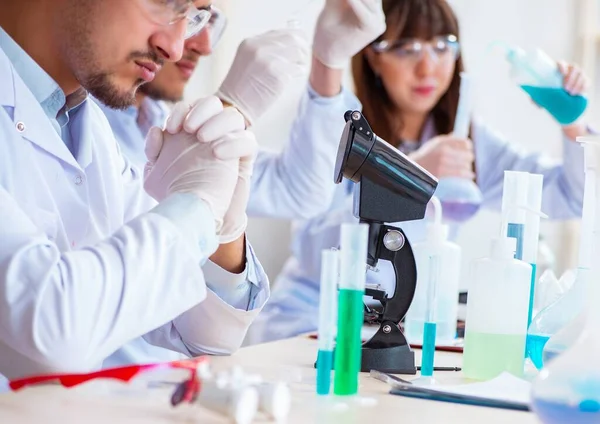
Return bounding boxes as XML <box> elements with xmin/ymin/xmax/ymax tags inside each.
<box><xmin>186</xmin><ymin>0</ymin><xmax>598</xmax><ymax>289</ymax></box>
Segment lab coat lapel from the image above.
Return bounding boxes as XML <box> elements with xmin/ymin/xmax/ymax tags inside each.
<box><xmin>68</xmin><ymin>101</ymin><xmax>94</xmax><ymax>170</ymax></box>
<box><xmin>0</xmin><ymin>47</ymin><xmax>81</xmax><ymax>171</ymax></box>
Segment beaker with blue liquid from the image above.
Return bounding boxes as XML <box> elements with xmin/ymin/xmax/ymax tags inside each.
<box><xmin>531</xmin><ymin>294</ymin><xmax>600</xmax><ymax>424</ymax></box>
<box><xmin>532</xmin><ymin>137</ymin><xmax>600</xmax><ymax>424</ymax></box>
<box><xmin>526</xmin><ymin>269</ymin><xmax>580</xmax><ymax>370</ymax></box>
<box><xmin>539</xmin><ymin>137</ymin><xmax>600</xmax><ymax>366</ymax></box>
<box><xmin>506</xmin><ymin>47</ymin><xmax>588</xmax><ymax>125</ymax></box>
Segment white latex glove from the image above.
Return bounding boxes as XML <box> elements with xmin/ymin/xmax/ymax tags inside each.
<box><xmin>313</xmin><ymin>0</ymin><xmax>386</xmax><ymax>69</ymax></box>
<box><xmin>216</xmin><ymin>28</ymin><xmax>310</xmax><ymax>126</ymax></box>
<box><xmin>144</xmin><ymin>96</ymin><xmax>256</xmax><ymax>233</ymax></box>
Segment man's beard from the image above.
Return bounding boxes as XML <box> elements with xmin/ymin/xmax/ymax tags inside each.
<box><xmin>84</xmin><ymin>72</ymin><xmax>145</xmax><ymax>110</ymax></box>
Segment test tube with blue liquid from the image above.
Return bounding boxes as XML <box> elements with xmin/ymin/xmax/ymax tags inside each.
<box><xmin>416</xmin><ymin>254</ymin><xmax>440</xmax><ymax>384</ymax></box>
<box><xmin>333</xmin><ymin>223</ymin><xmax>369</xmax><ymax>396</ymax></box>
<box><xmin>316</xmin><ymin>249</ymin><xmax>339</xmax><ymax>395</ymax></box>
<box><xmin>522</xmin><ymin>174</ymin><xmax>544</xmax><ymax>327</ymax></box>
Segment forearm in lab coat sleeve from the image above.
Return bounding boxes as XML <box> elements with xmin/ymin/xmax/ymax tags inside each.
<box><xmin>0</xmin><ymin>188</ymin><xmax>216</xmax><ymax>378</ymax></box>
<box><xmin>142</xmin><ymin>241</ymin><xmax>270</xmax><ymax>356</ymax></box>
<box><xmin>473</xmin><ymin>121</ymin><xmax>586</xmax><ymax>219</ymax></box>
<box><xmin>292</xmin><ymin>189</ymin><xmax>357</xmax><ymax>284</ymax></box>
<box><xmin>247</xmin><ymin>85</ymin><xmax>361</xmax><ymax>220</ymax></box>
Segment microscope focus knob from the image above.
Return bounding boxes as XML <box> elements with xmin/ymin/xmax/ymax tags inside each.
<box><xmin>383</xmin><ymin>230</ymin><xmax>405</xmax><ymax>252</ymax></box>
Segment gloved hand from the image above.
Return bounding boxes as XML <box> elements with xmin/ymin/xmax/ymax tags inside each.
<box><xmin>218</xmin><ymin>153</ymin><xmax>255</xmax><ymax>244</ymax></box>
<box><xmin>313</xmin><ymin>0</ymin><xmax>386</xmax><ymax>69</ymax></box>
<box><xmin>409</xmin><ymin>135</ymin><xmax>475</xmax><ymax>180</ymax></box>
<box><xmin>144</xmin><ymin>96</ymin><xmax>256</xmax><ymax>233</ymax></box>
<box><xmin>558</xmin><ymin>61</ymin><xmax>588</xmax><ymax>98</ymax></box>
<box><xmin>216</xmin><ymin>28</ymin><xmax>310</xmax><ymax>126</ymax></box>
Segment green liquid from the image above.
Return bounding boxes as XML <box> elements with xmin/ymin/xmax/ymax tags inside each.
<box><xmin>463</xmin><ymin>331</ymin><xmax>526</xmax><ymax>380</ymax></box>
<box><xmin>333</xmin><ymin>289</ymin><xmax>364</xmax><ymax>396</ymax></box>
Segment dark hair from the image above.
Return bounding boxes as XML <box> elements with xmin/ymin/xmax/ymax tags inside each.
<box><xmin>352</xmin><ymin>0</ymin><xmax>463</xmax><ymax>145</ymax></box>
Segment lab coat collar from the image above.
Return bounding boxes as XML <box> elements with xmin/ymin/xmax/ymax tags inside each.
<box><xmin>0</xmin><ymin>47</ymin><xmax>82</xmax><ymax>171</ymax></box>
<box><xmin>0</xmin><ymin>46</ymin><xmax>15</xmax><ymax>108</ymax></box>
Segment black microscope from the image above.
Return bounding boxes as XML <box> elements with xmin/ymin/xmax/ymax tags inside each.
<box><xmin>333</xmin><ymin>110</ymin><xmax>438</xmax><ymax>374</ymax></box>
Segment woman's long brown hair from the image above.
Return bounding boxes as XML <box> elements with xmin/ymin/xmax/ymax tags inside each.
<box><xmin>352</xmin><ymin>0</ymin><xmax>464</xmax><ymax>145</ymax></box>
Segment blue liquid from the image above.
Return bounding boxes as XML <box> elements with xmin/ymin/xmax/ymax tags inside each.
<box><xmin>507</xmin><ymin>223</ymin><xmax>524</xmax><ymax>260</ymax></box>
<box><xmin>421</xmin><ymin>322</ymin><xmax>437</xmax><ymax>377</ymax></box>
<box><xmin>440</xmin><ymin>200</ymin><xmax>480</xmax><ymax>222</ymax></box>
<box><xmin>316</xmin><ymin>349</ymin><xmax>334</xmax><ymax>395</ymax></box>
<box><xmin>521</xmin><ymin>85</ymin><xmax>588</xmax><ymax>125</ymax></box>
<box><xmin>526</xmin><ymin>334</ymin><xmax>550</xmax><ymax>370</ymax></box>
<box><xmin>533</xmin><ymin>398</ymin><xmax>600</xmax><ymax>424</ymax></box>
<box><xmin>527</xmin><ymin>263</ymin><xmax>537</xmax><ymax>328</ymax></box>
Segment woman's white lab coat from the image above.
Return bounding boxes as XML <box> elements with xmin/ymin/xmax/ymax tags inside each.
<box><xmin>248</xmin><ymin>90</ymin><xmax>586</xmax><ymax>344</ymax></box>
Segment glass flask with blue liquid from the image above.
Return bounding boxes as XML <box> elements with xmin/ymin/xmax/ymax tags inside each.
<box><xmin>506</xmin><ymin>47</ymin><xmax>588</xmax><ymax>125</ymax></box>
<box><xmin>437</xmin><ymin>72</ymin><xmax>483</xmax><ymax>223</ymax></box>
<box><xmin>434</xmin><ymin>177</ymin><xmax>482</xmax><ymax>223</ymax></box>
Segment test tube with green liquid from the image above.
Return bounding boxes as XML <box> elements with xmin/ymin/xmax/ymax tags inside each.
<box><xmin>333</xmin><ymin>223</ymin><xmax>369</xmax><ymax>396</ymax></box>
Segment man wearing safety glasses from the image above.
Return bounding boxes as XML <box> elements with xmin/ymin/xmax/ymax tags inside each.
<box><xmin>0</xmin><ymin>0</ymin><xmax>270</xmax><ymax>382</ymax></box>
<box><xmin>98</xmin><ymin>2</ymin><xmax>333</xmax><ymax>225</ymax></box>
<box><xmin>100</xmin><ymin>0</ymin><xmax>387</xmax><ymax>230</ymax></box>
<box><xmin>97</xmin><ymin>2</ymin><xmax>231</xmax><ymax>172</ymax></box>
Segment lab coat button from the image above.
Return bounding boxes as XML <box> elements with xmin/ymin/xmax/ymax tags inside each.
<box><xmin>75</xmin><ymin>175</ymin><xmax>83</xmax><ymax>185</ymax></box>
<box><xmin>16</xmin><ymin>122</ymin><xmax>25</xmax><ymax>132</ymax></box>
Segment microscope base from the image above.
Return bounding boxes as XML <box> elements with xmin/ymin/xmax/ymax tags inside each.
<box><xmin>361</xmin><ymin>344</ymin><xmax>416</xmax><ymax>374</ymax></box>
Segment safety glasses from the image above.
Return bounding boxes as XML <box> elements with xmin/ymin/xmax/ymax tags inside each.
<box><xmin>372</xmin><ymin>34</ymin><xmax>460</xmax><ymax>66</ymax></box>
<box><xmin>207</xmin><ymin>5</ymin><xmax>227</xmax><ymax>49</ymax></box>
<box><xmin>140</xmin><ymin>0</ymin><xmax>212</xmax><ymax>40</ymax></box>
<box><xmin>9</xmin><ymin>356</ymin><xmax>209</xmax><ymax>392</ymax></box>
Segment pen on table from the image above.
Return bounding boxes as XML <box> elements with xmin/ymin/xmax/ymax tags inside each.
<box><xmin>416</xmin><ymin>366</ymin><xmax>462</xmax><ymax>372</ymax></box>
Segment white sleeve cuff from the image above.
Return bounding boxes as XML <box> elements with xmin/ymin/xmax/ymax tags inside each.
<box><xmin>150</xmin><ymin>193</ymin><xmax>218</xmax><ymax>264</ymax></box>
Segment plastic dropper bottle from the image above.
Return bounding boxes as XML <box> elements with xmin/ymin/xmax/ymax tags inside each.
<box><xmin>505</xmin><ymin>46</ymin><xmax>588</xmax><ymax>125</ymax></box>
<box><xmin>434</xmin><ymin>72</ymin><xmax>483</xmax><ymax>223</ymax></box>
<box><xmin>405</xmin><ymin>196</ymin><xmax>461</xmax><ymax>344</ymax></box>
<box><xmin>540</xmin><ymin>136</ymin><xmax>600</xmax><ymax>366</ymax></box>
<box><xmin>333</xmin><ymin>223</ymin><xmax>368</xmax><ymax>396</ymax></box>
<box><xmin>463</xmin><ymin>229</ymin><xmax>532</xmax><ymax>380</ymax></box>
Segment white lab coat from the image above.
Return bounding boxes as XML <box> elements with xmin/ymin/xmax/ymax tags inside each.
<box><xmin>0</xmin><ymin>47</ymin><xmax>268</xmax><ymax>381</ymax></box>
<box><xmin>248</xmin><ymin>92</ymin><xmax>586</xmax><ymax>344</ymax></box>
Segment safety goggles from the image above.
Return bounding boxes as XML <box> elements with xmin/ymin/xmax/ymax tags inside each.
<box><xmin>9</xmin><ymin>357</ymin><xmax>209</xmax><ymax>393</ymax></box>
<box><xmin>140</xmin><ymin>0</ymin><xmax>213</xmax><ymax>40</ymax></box>
<box><xmin>371</xmin><ymin>34</ymin><xmax>460</xmax><ymax>66</ymax></box>
<box><xmin>207</xmin><ymin>5</ymin><xmax>227</xmax><ymax>49</ymax></box>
